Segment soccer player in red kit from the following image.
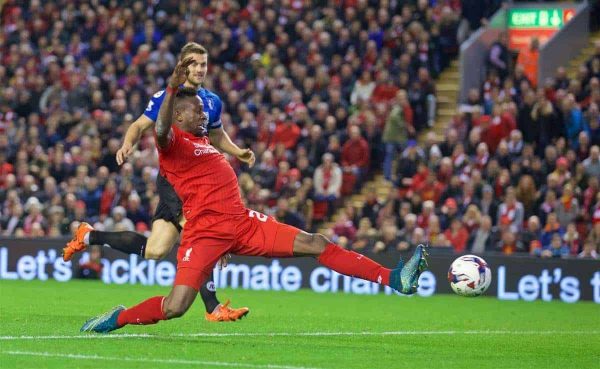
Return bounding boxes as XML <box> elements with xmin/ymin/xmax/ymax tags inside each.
<box><xmin>81</xmin><ymin>59</ymin><xmax>428</xmax><ymax>333</ymax></box>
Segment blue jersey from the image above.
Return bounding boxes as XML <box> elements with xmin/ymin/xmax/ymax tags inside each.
<box><xmin>143</xmin><ymin>87</ymin><xmax>223</xmax><ymax>130</ymax></box>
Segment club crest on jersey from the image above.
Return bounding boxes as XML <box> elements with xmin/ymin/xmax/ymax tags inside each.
<box><xmin>207</xmin><ymin>98</ymin><xmax>214</xmax><ymax>110</ymax></box>
<box><xmin>182</xmin><ymin>248</ymin><xmax>192</xmax><ymax>262</ymax></box>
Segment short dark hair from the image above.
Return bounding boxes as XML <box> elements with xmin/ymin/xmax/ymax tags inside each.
<box><xmin>175</xmin><ymin>87</ymin><xmax>198</xmax><ymax>99</ymax></box>
<box><xmin>174</xmin><ymin>87</ymin><xmax>199</xmax><ymax>110</ymax></box>
<box><xmin>180</xmin><ymin>42</ymin><xmax>207</xmax><ymax>60</ymax></box>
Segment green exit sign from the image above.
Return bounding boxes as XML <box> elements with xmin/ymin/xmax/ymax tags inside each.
<box><xmin>508</xmin><ymin>8</ymin><xmax>567</xmax><ymax>28</ymax></box>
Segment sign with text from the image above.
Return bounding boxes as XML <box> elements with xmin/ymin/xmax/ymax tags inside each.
<box><xmin>507</xmin><ymin>8</ymin><xmax>575</xmax><ymax>50</ymax></box>
<box><xmin>508</xmin><ymin>9</ymin><xmax>568</xmax><ymax>29</ymax></box>
<box><xmin>1</xmin><ymin>238</ymin><xmax>598</xmax><ymax>303</ymax></box>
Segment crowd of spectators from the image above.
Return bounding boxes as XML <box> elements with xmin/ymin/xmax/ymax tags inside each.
<box><xmin>330</xmin><ymin>34</ymin><xmax>599</xmax><ymax>259</ymax></box>
<box><xmin>1</xmin><ymin>1</ymin><xmax>462</xmax><ymax>241</ymax></box>
<box><xmin>1</xmin><ymin>1</ymin><xmax>597</xmax><ymax>260</ymax></box>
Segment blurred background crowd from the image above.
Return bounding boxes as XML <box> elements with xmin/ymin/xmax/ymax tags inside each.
<box><xmin>0</xmin><ymin>0</ymin><xmax>598</xmax><ymax>259</ymax></box>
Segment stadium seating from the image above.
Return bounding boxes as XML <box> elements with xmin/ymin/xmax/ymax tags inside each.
<box><xmin>0</xmin><ymin>1</ymin><xmax>598</xmax><ymax>259</ymax></box>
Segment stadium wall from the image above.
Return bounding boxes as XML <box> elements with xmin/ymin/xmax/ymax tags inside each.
<box><xmin>459</xmin><ymin>1</ymin><xmax>590</xmax><ymax>103</ymax></box>
<box><xmin>1</xmin><ymin>238</ymin><xmax>598</xmax><ymax>304</ymax></box>
<box><xmin>459</xmin><ymin>8</ymin><xmax>506</xmax><ymax>103</ymax></box>
<box><xmin>538</xmin><ymin>1</ymin><xmax>590</xmax><ymax>86</ymax></box>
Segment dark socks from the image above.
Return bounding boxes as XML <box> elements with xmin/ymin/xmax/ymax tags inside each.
<box><xmin>199</xmin><ymin>272</ymin><xmax>220</xmax><ymax>313</ymax></box>
<box><xmin>89</xmin><ymin>231</ymin><xmax>148</xmax><ymax>257</ymax></box>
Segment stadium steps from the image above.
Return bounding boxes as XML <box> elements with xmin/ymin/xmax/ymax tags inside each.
<box><xmin>318</xmin><ymin>58</ymin><xmax>462</xmax><ymax>235</ymax></box>
<box><xmin>422</xmin><ymin>59</ymin><xmax>461</xmax><ymax>140</ymax></box>
<box><xmin>567</xmin><ymin>30</ymin><xmax>600</xmax><ymax>79</ymax></box>
<box><xmin>318</xmin><ymin>175</ymin><xmax>393</xmax><ymax>234</ymax></box>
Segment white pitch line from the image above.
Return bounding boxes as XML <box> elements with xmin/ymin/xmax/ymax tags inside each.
<box><xmin>1</xmin><ymin>351</ymin><xmax>322</xmax><ymax>369</ymax></box>
<box><xmin>0</xmin><ymin>330</ymin><xmax>598</xmax><ymax>340</ymax></box>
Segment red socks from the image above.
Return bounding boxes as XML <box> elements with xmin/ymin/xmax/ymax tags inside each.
<box><xmin>317</xmin><ymin>244</ymin><xmax>391</xmax><ymax>285</ymax></box>
<box><xmin>117</xmin><ymin>296</ymin><xmax>167</xmax><ymax>327</ymax></box>
<box><xmin>114</xmin><ymin>246</ymin><xmax>389</xmax><ymax>328</ymax></box>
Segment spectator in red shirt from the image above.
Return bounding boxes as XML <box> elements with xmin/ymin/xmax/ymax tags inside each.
<box><xmin>437</xmin><ymin>157</ymin><xmax>454</xmax><ymax>185</ymax></box>
<box><xmin>333</xmin><ymin>213</ymin><xmax>357</xmax><ymax>243</ymax></box>
<box><xmin>269</xmin><ymin>118</ymin><xmax>301</xmax><ymax>150</ymax></box>
<box><xmin>77</xmin><ymin>245</ymin><xmax>104</xmax><ymax>279</ymax></box>
<box><xmin>99</xmin><ymin>179</ymin><xmax>118</xmax><ymax>217</ymax></box>
<box><xmin>274</xmin><ymin>161</ymin><xmax>292</xmax><ymax>194</ymax></box>
<box><xmin>416</xmin><ymin>172</ymin><xmax>446</xmax><ymax>203</ymax></box>
<box><xmin>417</xmin><ymin>200</ymin><xmax>436</xmax><ymax>230</ymax></box>
<box><xmin>371</xmin><ymin>70</ymin><xmax>400</xmax><ymax>104</ymax></box>
<box><xmin>439</xmin><ymin>197</ymin><xmax>460</xmax><ymax>230</ymax></box>
<box><xmin>444</xmin><ymin>218</ymin><xmax>469</xmax><ymax>253</ymax></box>
<box><xmin>408</xmin><ymin>160</ymin><xmax>429</xmax><ymax>193</ymax></box>
<box><xmin>0</xmin><ymin>153</ymin><xmax>14</xmax><ymax>189</ymax></box>
<box><xmin>285</xmin><ymin>90</ymin><xmax>307</xmax><ymax>116</ymax></box>
<box><xmin>481</xmin><ymin>104</ymin><xmax>515</xmax><ymax>153</ymax></box>
<box><xmin>341</xmin><ymin>125</ymin><xmax>370</xmax><ymax>187</ymax></box>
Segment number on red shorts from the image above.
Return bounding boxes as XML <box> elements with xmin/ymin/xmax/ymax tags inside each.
<box><xmin>248</xmin><ymin>210</ymin><xmax>268</xmax><ymax>222</ymax></box>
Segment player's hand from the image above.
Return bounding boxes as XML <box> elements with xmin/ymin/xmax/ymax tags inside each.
<box><xmin>237</xmin><ymin>148</ymin><xmax>255</xmax><ymax>168</ymax></box>
<box><xmin>116</xmin><ymin>142</ymin><xmax>134</xmax><ymax>165</ymax></box>
<box><xmin>218</xmin><ymin>254</ymin><xmax>231</xmax><ymax>269</ymax></box>
<box><xmin>169</xmin><ymin>57</ymin><xmax>195</xmax><ymax>88</ymax></box>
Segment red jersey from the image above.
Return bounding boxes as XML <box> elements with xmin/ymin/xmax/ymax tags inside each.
<box><xmin>269</xmin><ymin>121</ymin><xmax>301</xmax><ymax>150</ymax></box>
<box><xmin>157</xmin><ymin>125</ymin><xmax>245</xmax><ymax>219</ymax></box>
<box><xmin>341</xmin><ymin>137</ymin><xmax>370</xmax><ymax>169</ymax></box>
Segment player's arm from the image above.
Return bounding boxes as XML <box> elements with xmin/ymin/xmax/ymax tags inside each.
<box><xmin>155</xmin><ymin>58</ymin><xmax>194</xmax><ymax>149</ymax></box>
<box><xmin>155</xmin><ymin>86</ymin><xmax>176</xmax><ymax>149</ymax></box>
<box><xmin>116</xmin><ymin>115</ymin><xmax>155</xmax><ymax>165</ymax></box>
<box><xmin>209</xmin><ymin>127</ymin><xmax>255</xmax><ymax>167</ymax></box>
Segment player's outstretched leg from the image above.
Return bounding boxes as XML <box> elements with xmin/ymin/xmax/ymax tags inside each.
<box><xmin>62</xmin><ymin>222</ymin><xmax>147</xmax><ymax>261</ymax></box>
<box><xmin>62</xmin><ymin>222</ymin><xmax>94</xmax><ymax>261</ymax></box>
<box><xmin>146</xmin><ymin>220</ymin><xmax>249</xmax><ymax>321</ymax></box>
<box><xmin>67</xmin><ymin>222</ymin><xmax>250</xmax><ymax>321</ymax></box>
<box><xmin>389</xmin><ymin>245</ymin><xmax>429</xmax><ymax>294</ymax></box>
<box><xmin>81</xmin><ymin>285</ymin><xmax>197</xmax><ymax>333</ymax></box>
<box><xmin>64</xmin><ymin>219</ymin><xmax>178</xmax><ymax>262</ymax></box>
<box><xmin>293</xmin><ymin>232</ymin><xmax>428</xmax><ymax>295</ymax></box>
<box><xmin>80</xmin><ymin>305</ymin><xmax>126</xmax><ymax>333</ymax></box>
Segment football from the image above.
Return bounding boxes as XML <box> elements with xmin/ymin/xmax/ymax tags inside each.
<box><xmin>448</xmin><ymin>255</ymin><xmax>492</xmax><ymax>297</ymax></box>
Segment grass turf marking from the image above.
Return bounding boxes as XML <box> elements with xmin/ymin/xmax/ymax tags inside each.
<box><xmin>0</xmin><ymin>330</ymin><xmax>598</xmax><ymax>340</ymax></box>
<box><xmin>1</xmin><ymin>350</ymin><xmax>323</xmax><ymax>369</ymax></box>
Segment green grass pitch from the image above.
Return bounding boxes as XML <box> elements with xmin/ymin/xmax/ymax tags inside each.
<box><xmin>0</xmin><ymin>279</ymin><xmax>598</xmax><ymax>369</ymax></box>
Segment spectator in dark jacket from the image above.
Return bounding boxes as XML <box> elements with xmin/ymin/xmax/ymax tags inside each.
<box><xmin>467</xmin><ymin>215</ymin><xmax>497</xmax><ymax>254</ymax></box>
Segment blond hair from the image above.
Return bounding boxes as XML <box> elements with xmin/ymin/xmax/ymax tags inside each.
<box><xmin>180</xmin><ymin>42</ymin><xmax>207</xmax><ymax>60</ymax></box>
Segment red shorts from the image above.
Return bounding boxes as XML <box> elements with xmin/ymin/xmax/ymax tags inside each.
<box><xmin>174</xmin><ymin>209</ymin><xmax>300</xmax><ymax>290</ymax></box>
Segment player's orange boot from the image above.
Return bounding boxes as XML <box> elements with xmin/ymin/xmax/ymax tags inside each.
<box><xmin>62</xmin><ymin>222</ymin><xmax>94</xmax><ymax>261</ymax></box>
<box><xmin>205</xmin><ymin>300</ymin><xmax>249</xmax><ymax>322</ymax></box>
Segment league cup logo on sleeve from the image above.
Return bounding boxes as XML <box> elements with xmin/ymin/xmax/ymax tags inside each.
<box><xmin>182</xmin><ymin>248</ymin><xmax>192</xmax><ymax>262</ymax></box>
